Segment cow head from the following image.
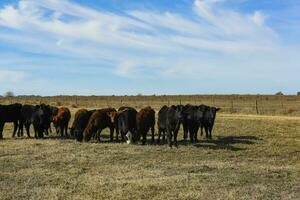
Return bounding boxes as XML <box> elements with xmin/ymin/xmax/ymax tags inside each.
<box><xmin>205</xmin><ymin>107</ymin><xmax>221</xmax><ymax>124</ymax></box>
<box><xmin>107</xmin><ymin>110</ymin><xmax>118</xmax><ymax>123</ymax></box>
<box><xmin>52</xmin><ymin>116</ymin><xmax>59</xmax><ymax>127</ymax></box>
<box><xmin>172</xmin><ymin>105</ymin><xmax>183</xmax><ymax>122</ymax></box>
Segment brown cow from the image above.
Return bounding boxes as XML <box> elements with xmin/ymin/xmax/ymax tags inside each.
<box><xmin>53</xmin><ymin>107</ymin><xmax>71</xmax><ymax>137</ymax></box>
<box><xmin>70</xmin><ymin>109</ymin><xmax>96</xmax><ymax>141</ymax></box>
<box><xmin>136</xmin><ymin>106</ymin><xmax>155</xmax><ymax>145</ymax></box>
<box><xmin>83</xmin><ymin>108</ymin><xmax>116</xmax><ymax>142</ymax></box>
<box><xmin>107</xmin><ymin>107</ymin><xmax>137</xmax><ymax>142</ymax></box>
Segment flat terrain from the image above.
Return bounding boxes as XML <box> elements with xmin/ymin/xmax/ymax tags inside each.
<box><xmin>1</xmin><ymin>110</ymin><xmax>299</xmax><ymax>200</ymax></box>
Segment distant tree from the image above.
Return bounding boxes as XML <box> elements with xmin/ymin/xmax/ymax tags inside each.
<box><xmin>297</xmin><ymin>92</ymin><xmax>300</xmax><ymax>96</ymax></box>
<box><xmin>275</xmin><ymin>91</ymin><xmax>284</xmax><ymax>96</ymax></box>
<box><xmin>4</xmin><ymin>91</ymin><xmax>14</xmax><ymax>97</ymax></box>
<box><xmin>137</xmin><ymin>93</ymin><xmax>143</xmax><ymax>97</ymax></box>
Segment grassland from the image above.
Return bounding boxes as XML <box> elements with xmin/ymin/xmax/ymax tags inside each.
<box><xmin>1</xmin><ymin>96</ymin><xmax>300</xmax><ymax>200</ymax></box>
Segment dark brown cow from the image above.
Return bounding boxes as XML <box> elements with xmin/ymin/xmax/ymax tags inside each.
<box><xmin>70</xmin><ymin>109</ymin><xmax>95</xmax><ymax>141</ymax></box>
<box><xmin>136</xmin><ymin>106</ymin><xmax>155</xmax><ymax>145</ymax></box>
<box><xmin>83</xmin><ymin>108</ymin><xmax>116</xmax><ymax>142</ymax></box>
<box><xmin>53</xmin><ymin>107</ymin><xmax>71</xmax><ymax>137</ymax></box>
<box><xmin>70</xmin><ymin>109</ymin><xmax>88</xmax><ymax>135</ymax></box>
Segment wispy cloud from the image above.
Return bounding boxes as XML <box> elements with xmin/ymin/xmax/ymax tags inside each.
<box><xmin>0</xmin><ymin>70</ymin><xmax>27</xmax><ymax>83</ymax></box>
<box><xmin>0</xmin><ymin>0</ymin><xmax>299</xmax><ymax>94</ymax></box>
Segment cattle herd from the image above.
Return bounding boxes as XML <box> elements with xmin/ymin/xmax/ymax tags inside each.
<box><xmin>0</xmin><ymin>103</ymin><xmax>220</xmax><ymax>147</ymax></box>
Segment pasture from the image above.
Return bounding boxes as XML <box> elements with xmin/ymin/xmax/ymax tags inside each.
<box><xmin>0</xmin><ymin>96</ymin><xmax>300</xmax><ymax>200</ymax></box>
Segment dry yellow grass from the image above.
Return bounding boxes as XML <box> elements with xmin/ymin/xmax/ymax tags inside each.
<box><xmin>1</xmin><ymin>107</ymin><xmax>299</xmax><ymax>200</ymax></box>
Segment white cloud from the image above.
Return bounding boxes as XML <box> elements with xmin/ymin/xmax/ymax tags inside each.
<box><xmin>0</xmin><ymin>5</ymin><xmax>24</xmax><ymax>28</ymax></box>
<box><xmin>114</xmin><ymin>61</ymin><xmax>137</xmax><ymax>77</ymax></box>
<box><xmin>0</xmin><ymin>70</ymin><xmax>27</xmax><ymax>83</ymax></box>
<box><xmin>251</xmin><ymin>11</ymin><xmax>266</xmax><ymax>26</ymax></box>
<box><xmin>0</xmin><ymin>0</ymin><xmax>298</xmax><ymax>84</ymax></box>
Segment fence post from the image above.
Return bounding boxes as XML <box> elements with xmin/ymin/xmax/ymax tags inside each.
<box><xmin>255</xmin><ymin>99</ymin><xmax>259</xmax><ymax>114</ymax></box>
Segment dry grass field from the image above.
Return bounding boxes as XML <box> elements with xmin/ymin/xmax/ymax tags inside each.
<box><xmin>1</xmin><ymin>96</ymin><xmax>300</xmax><ymax>200</ymax></box>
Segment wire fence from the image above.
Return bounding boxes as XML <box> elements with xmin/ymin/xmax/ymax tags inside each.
<box><xmin>1</xmin><ymin>95</ymin><xmax>300</xmax><ymax>116</ymax></box>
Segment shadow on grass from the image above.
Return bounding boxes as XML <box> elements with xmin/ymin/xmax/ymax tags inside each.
<box><xmin>193</xmin><ymin>135</ymin><xmax>260</xmax><ymax>151</ymax></box>
<box><xmin>2</xmin><ymin>133</ymin><xmax>261</xmax><ymax>152</ymax></box>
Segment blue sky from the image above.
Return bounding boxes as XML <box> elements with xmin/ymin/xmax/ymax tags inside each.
<box><xmin>0</xmin><ymin>0</ymin><xmax>299</xmax><ymax>96</ymax></box>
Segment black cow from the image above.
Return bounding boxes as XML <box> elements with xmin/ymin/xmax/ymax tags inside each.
<box><xmin>182</xmin><ymin>105</ymin><xmax>206</xmax><ymax>143</ymax></box>
<box><xmin>40</xmin><ymin>104</ymin><xmax>52</xmax><ymax>136</ymax></box>
<box><xmin>165</xmin><ymin>105</ymin><xmax>183</xmax><ymax>147</ymax></box>
<box><xmin>49</xmin><ymin>106</ymin><xmax>58</xmax><ymax>134</ymax></box>
<box><xmin>157</xmin><ymin>105</ymin><xmax>169</xmax><ymax>143</ymax></box>
<box><xmin>136</xmin><ymin>107</ymin><xmax>155</xmax><ymax>145</ymax></box>
<box><xmin>116</xmin><ymin>107</ymin><xmax>137</xmax><ymax>143</ymax></box>
<box><xmin>21</xmin><ymin>105</ymin><xmax>51</xmax><ymax>139</ymax></box>
<box><xmin>0</xmin><ymin>103</ymin><xmax>23</xmax><ymax>139</ymax></box>
<box><xmin>201</xmin><ymin>106</ymin><xmax>220</xmax><ymax>139</ymax></box>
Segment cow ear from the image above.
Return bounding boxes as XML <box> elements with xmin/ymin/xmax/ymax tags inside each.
<box><xmin>216</xmin><ymin>108</ymin><xmax>221</xmax><ymax>112</ymax></box>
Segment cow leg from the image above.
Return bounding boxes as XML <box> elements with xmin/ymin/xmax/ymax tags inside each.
<box><xmin>189</xmin><ymin>127</ymin><xmax>194</xmax><ymax>143</ymax></box>
<box><xmin>38</xmin><ymin>128</ymin><xmax>44</xmax><ymax>139</ymax></box>
<box><xmin>194</xmin><ymin>126</ymin><xmax>199</xmax><ymax>143</ymax></box>
<box><xmin>116</xmin><ymin>127</ymin><xmax>119</xmax><ymax>142</ymax></box>
<box><xmin>200</xmin><ymin>125</ymin><xmax>204</xmax><ymax>136</ymax></box>
<box><xmin>60</xmin><ymin>126</ymin><xmax>64</xmax><ymax>137</ymax></box>
<box><xmin>151</xmin><ymin>126</ymin><xmax>155</xmax><ymax>144</ymax></box>
<box><xmin>183</xmin><ymin>124</ymin><xmax>188</xmax><ymax>141</ymax></box>
<box><xmin>97</xmin><ymin>129</ymin><xmax>103</xmax><ymax>142</ymax></box>
<box><xmin>174</xmin><ymin>130</ymin><xmax>179</xmax><ymax>147</ymax></box>
<box><xmin>209</xmin><ymin>126</ymin><xmax>213</xmax><ymax>139</ymax></box>
<box><xmin>183</xmin><ymin>130</ymin><xmax>187</xmax><ymax>141</ymax></box>
<box><xmin>126</xmin><ymin>131</ymin><xmax>133</xmax><ymax>144</ymax></box>
<box><xmin>0</xmin><ymin>122</ymin><xmax>4</xmax><ymax>139</ymax></box>
<box><xmin>110</xmin><ymin>127</ymin><xmax>114</xmax><ymax>142</ymax></box>
<box><xmin>45</xmin><ymin>128</ymin><xmax>49</xmax><ymax>136</ymax></box>
<box><xmin>167</xmin><ymin>129</ymin><xmax>173</xmax><ymax>147</ymax></box>
<box><xmin>142</xmin><ymin>131</ymin><xmax>147</xmax><ymax>145</ymax></box>
<box><xmin>34</xmin><ymin>126</ymin><xmax>38</xmax><ymax>139</ymax></box>
<box><xmin>121</xmin><ymin>131</ymin><xmax>126</xmax><ymax>142</ymax></box>
<box><xmin>92</xmin><ymin>131</ymin><xmax>97</xmax><ymax>141</ymax></box>
<box><xmin>12</xmin><ymin>121</ymin><xmax>18</xmax><ymax>138</ymax></box>
<box><xmin>205</xmin><ymin>126</ymin><xmax>209</xmax><ymax>139</ymax></box>
<box><xmin>157</xmin><ymin>128</ymin><xmax>162</xmax><ymax>144</ymax></box>
<box><xmin>18</xmin><ymin>121</ymin><xmax>24</xmax><ymax>137</ymax></box>
<box><xmin>17</xmin><ymin>121</ymin><xmax>21</xmax><ymax>137</ymax></box>
<box><xmin>162</xmin><ymin>130</ymin><xmax>166</xmax><ymax>142</ymax></box>
<box><xmin>120</xmin><ymin>131</ymin><xmax>125</xmax><ymax>142</ymax></box>
<box><xmin>65</xmin><ymin>123</ymin><xmax>69</xmax><ymax>138</ymax></box>
<box><xmin>26</xmin><ymin>123</ymin><xmax>31</xmax><ymax>138</ymax></box>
